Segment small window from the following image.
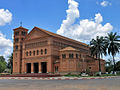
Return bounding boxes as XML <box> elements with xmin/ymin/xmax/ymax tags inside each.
<box><xmin>15</xmin><ymin>38</ymin><xmax>19</xmax><ymax>42</ymax></box>
<box><xmin>15</xmin><ymin>45</ymin><xmax>18</xmax><ymax>50</ymax></box>
<box><xmin>37</xmin><ymin>50</ymin><xmax>39</xmax><ymax>55</ymax></box>
<box><xmin>76</xmin><ymin>54</ymin><xmax>78</xmax><ymax>59</ymax></box>
<box><xmin>15</xmin><ymin>32</ymin><xmax>19</xmax><ymax>35</ymax></box>
<box><xmin>21</xmin><ymin>31</ymin><xmax>26</xmax><ymax>36</ymax></box>
<box><xmin>26</xmin><ymin>51</ymin><xmax>28</xmax><ymax>56</ymax></box>
<box><xmin>69</xmin><ymin>53</ymin><xmax>73</xmax><ymax>58</ymax></box>
<box><xmin>33</xmin><ymin>50</ymin><xmax>35</xmax><ymax>56</ymax></box>
<box><xmin>41</xmin><ymin>49</ymin><xmax>43</xmax><ymax>55</ymax></box>
<box><xmin>29</xmin><ymin>51</ymin><xmax>32</xmax><ymax>56</ymax></box>
<box><xmin>72</xmin><ymin>54</ymin><xmax>74</xmax><ymax>58</ymax></box>
<box><xmin>45</xmin><ymin>49</ymin><xmax>47</xmax><ymax>54</ymax></box>
<box><xmin>89</xmin><ymin>67</ymin><xmax>91</xmax><ymax>69</ymax></box>
<box><xmin>62</xmin><ymin>54</ymin><xmax>66</xmax><ymax>59</ymax></box>
<box><xmin>69</xmin><ymin>54</ymin><xmax>71</xmax><ymax>58</ymax></box>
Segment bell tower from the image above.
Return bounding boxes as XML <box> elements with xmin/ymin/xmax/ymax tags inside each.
<box><xmin>13</xmin><ymin>26</ymin><xmax>28</xmax><ymax>74</ymax></box>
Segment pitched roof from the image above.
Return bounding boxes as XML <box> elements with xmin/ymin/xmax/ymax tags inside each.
<box><xmin>13</xmin><ymin>26</ymin><xmax>28</xmax><ymax>31</ymax></box>
<box><xmin>33</xmin><ymin>27</ymin><xmax>89</xmax><ymax>47</ymax></box>
<box><xmin>60</xmin><ymin>47</ymin><xmax>80</xmax><ymax>51</ymax></box>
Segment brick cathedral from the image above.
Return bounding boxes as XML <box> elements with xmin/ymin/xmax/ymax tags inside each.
<box><xmin>13</xmin><ymin>26</ymin><xmax>105</xmax><ymax>74</ymax></box>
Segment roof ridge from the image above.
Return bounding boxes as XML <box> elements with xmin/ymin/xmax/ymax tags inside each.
<box><xmin>34</xmin><ymin>27</ymin><xmax>89</xmax><ymax>47</ymax></box>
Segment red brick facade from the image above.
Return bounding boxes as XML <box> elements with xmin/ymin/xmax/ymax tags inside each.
<box><xmin>13</xmin><ymin>26</ymin><xmax>105</xmax><ymax>74</ymax></box>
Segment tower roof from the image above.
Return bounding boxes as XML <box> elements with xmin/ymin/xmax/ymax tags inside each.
<box><xmin>60</xmin><ymin>47</ymin><xmax>80</xmax><ymax>52</ymax></box>
<box><xmin>13</xmin><ymin>26</ymin><xmax>28</xmax><ymax>31</ymax></box>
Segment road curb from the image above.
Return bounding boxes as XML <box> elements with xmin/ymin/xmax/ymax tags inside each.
<box><xmin>0</xmin><ymin>76</ymin><xmax>119</xmax><ymax>80</ymax></box>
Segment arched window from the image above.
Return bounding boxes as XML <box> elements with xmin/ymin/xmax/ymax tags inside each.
<box><xmin>69</xmin><ymin>53</ymin><xmax>74</xmax><ymax>58</ymax></box>
<box><xmin>69</xmin><ymin>54</ymin><xmax>71</xmax><ymax>58</ymax></box>
<box><xmin>37</xmin><ymin>50</ymin><xmax>39</xmax><ymax>55</ymax></box>
<box><xmin>45</xmin><ymin>49</ymin><xmax>47</xmax><ymax>54</ymax></box>
<box><xmin>41</xmin><ymin>49</ymin><xmax>43</xmax><ymax>55</ymax></box>
<box><xmin>62</xmin><ymin>54</ymin><xmax>66</xmax><ymax>58</ymax></box>
<box><xmin>26</xmin><ymin>51</ymin><xmax>28</xmax><ymax>56</ymax></box>
<box><xmin>15</xmin><ymin>45</ymin><xmax>18</xmax><ymax>50</ymax></box>
<box><xmin>33</xmin><ymin>50</ymin><xmax>35</xmax><ymax>56</ymax></box>
<box><xmin>72</xmin><ymin>53</ymin><xmax>74</xmax><ymax>58</ymax></box>
<box><xmin>29</xmin><ymin>51</ymin><xmax>32</xmax><ymax>56</ymax></box>
<box><xmin>76</xmin><ymin>54</ymin><xmax>78</xmax><ymax>59</ymax></box>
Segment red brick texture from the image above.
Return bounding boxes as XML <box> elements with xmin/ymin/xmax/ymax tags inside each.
<box><xmin>13</xmin><ymin>26</ymin><xmax>105</xmax><ymax>75</ymax></box>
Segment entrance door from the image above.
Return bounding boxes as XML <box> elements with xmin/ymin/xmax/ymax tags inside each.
<box><xmin>34</xmin><ymin>63</ymin><xmax>39</xmax><ymax>73</ymax></box>
<box><xmin>27</xmin><ymin>63</ymin><xmax>31</xmax><ymax>73</ymax></box>
<box><xmin>41</xmin><ymin>62</ymin><xmax>47</xmax><ymax>73</ymax></box>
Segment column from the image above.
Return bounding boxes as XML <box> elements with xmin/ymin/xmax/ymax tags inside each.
<box><xmin>39</xmin><ymin>62</ymin><xmax>41</xmax><ymax>73</ymax></box>
<box><xmin>31</xmin><ymin>63</ymin><xmax>34</xmax><ymax>73</ymax></box>
<box><xmin>25</xmin><ymin>63</ymin><xmax>27</xmax><ymax>73</ymax></box>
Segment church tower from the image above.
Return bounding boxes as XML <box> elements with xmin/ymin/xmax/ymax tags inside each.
<box><xmin>13</xmin><ymin>26</ymin><xmax>28</xmax><ymax>74</ymax></box>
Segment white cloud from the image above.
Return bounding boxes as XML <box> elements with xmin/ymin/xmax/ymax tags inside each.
<box><xmin>0</xmin><ymin>32</ymin><xmax>13</xmax><ymax>59</ymax></box>
<box><xmin>57</xmin><ymin>0</ymin><xmax>113</xmax><ymax>43</ymax></box>
<box><xmin>115</xmin><ymin>54</ymin><xmax>120</xmax><ymax>62</ymax></box>
<box><xmin>100</xmin><ymin>1</ymin><xmax>111</xmax><ymax>7</ymax></box>
<box><xmin>0</xmin><ymin>9</ymin><xmax>12</xmax><ymax>26</ymax></box>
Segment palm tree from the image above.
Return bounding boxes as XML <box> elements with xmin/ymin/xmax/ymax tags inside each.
<box><xmin>105</xmin><ymin>32</ymin><xmax>120</xmax><ymax>74</ymax></box>
<box><xmin>90</xmin><ymin>36</ymin><xmax>107</xmax><ymax>75</ymax></box>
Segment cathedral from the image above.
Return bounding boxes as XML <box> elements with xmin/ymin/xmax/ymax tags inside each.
<box><xmin>13</xmin><ymin>26</ymin><xmax>105</xmax><ymax>74</ymax></box>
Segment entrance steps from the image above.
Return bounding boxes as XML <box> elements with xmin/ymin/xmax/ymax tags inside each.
<box><xmin>0</xmin><ymin>73</ymin><xmax>60</xmax><ymax>77</ymax></box>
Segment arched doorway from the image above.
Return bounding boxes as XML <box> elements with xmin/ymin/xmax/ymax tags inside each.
<box><xmin>34</xmin><ymin>63</ymin><xmax>39</xmax><ymax>73</ymax></box>
<box><xmin>41</xmin><ymin>62</ymin><xmax>47</xmax><ymax>73</ymax></box>
<box><xmin>27</xmin><ymin>63</ymin><xmax>31</xmax><ymax>73</ymax></box>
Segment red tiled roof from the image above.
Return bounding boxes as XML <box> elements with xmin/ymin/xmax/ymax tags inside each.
<box><xmin>33</xmin><ymin>27</ymin><xmax>89</xmax><ymax>47</ymax></box>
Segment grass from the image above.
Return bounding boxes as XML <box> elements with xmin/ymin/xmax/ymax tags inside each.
<box><xmin>64</xmin><ymin>74</ymin><xmax>120</xmax><ymax>77</ymax></box>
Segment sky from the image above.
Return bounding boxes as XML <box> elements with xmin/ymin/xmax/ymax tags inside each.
<box><xmin>0</xmin><ymin>0</ymin><xmax>120</xmax><ymax>61</ymax></box>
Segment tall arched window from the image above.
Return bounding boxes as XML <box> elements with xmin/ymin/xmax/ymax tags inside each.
<box><xmin>62</xmin><ymin>54</ymin><xmax>66</xmax><ymax>58</ymax></box>
<box><xmin>37</xmin><ymin>50</ymin><xmax>39</xmax><ymax>55</ymax></box>
<box><xmin>45</xmin><ymin>49</ymin><xmax>47</xmax><ymax>54</ymax></box>
<box><xmin>69</xmin><ymin>53</ymin><xmax>74</xmax><ymax>58</ymax></box>
<box><xmin>41</xmin><ymin>49</ymin><xmax>43</xmax><ymax>55</ymax></box>
<box><xmin>33</xmin><ymin>50</ymin><xmax>35</xmax><ymax>56</ymax></box>
<box><xmin>29</xmin><ymin>51</ymin><xmax>32</xmax><ymax>56</ymax></box>
<box><xmin>26</xmin><ymin>51</ymin><xmax>28</xmax><ymax>56</ymax></box>
<box><xmin>76</xmin><ymin>54</ymin><xmax>78</xmax><ymax>59</ymax></box>
<box><xmin>71</xmin><ymin>53</ymin><xmax>74</xmax><ymax>58</ymax></box>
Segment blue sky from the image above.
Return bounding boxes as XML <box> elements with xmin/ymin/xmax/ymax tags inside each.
<box><xmin>0</xmin><ymin>0</ymin><xmax>120</xmax><ymax>60</ymax></box>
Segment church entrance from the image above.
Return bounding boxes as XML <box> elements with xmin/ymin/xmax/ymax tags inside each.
<box><xmin>41</xmin><ymin>62</ymin><xmax>47</xmax><ymax>73</ymax></box>
<box><xmin>27</xmin><ymin>63</ymin><xmax>31</xmax><ymax>73</ymax></box>
<box><xmin>34</xmin><ymin>63</ymin><xmax>39</xmax><ymax>73</ymax></box>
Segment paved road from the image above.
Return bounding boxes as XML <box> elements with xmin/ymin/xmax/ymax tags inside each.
<box><xmin>0</xmin><ymin>77</ymin><xmax>120</xmax><ymax>90</ymax></box>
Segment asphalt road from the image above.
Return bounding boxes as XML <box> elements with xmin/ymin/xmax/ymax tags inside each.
<box><xmin>0</xmin><ymin>77</ymin><xmax>120</xmax><ymax>90</ymax></box>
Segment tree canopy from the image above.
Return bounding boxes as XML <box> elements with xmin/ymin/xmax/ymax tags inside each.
<box><xmin>0</xmin><ymin>56</ymin><xmax>7</xmax><ymax>73</ymax></box>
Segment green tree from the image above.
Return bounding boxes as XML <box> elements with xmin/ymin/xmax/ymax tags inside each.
<box><xmin>105</xmin><ymin>59</ymin><xmax>113</xmax><ymax>73</ymax></box>
<box><xmin>7</xmin><ymin>53</ymin><xmax>13</xmax><ymax>74</ymax></box>
<box><xmin>105</xmin><ymin>32</ymin><xmax>120</xmax><ymax>74</ymax></box>
<box><xmin>115</xmin><ymin>61</ymin><xmax>120</xmax><ymax>71</ymax></box>
<box><xmin>0</xmin><ymin>56</ymin><xmax>5</xmax><ymax>62</ymax></box>
<box><xmin>0</xmin><ymin>56</ymin><xmax>7</xmax><ymax>73</ymax></box>
<box><xmin>90</xmin><ymin>36</ymin><xmax>107</xmax><ymax>75</ymax></box>
<box><xmin>105</xmin><ymin>59</ymin><xmax>112</xmax><ymax>67</ymax></box>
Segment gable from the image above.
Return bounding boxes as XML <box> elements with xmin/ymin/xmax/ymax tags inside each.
<box><xmin>25</xmin><ymin>27</ymin><xmax>49</xmax><ymax>40</ymax></box>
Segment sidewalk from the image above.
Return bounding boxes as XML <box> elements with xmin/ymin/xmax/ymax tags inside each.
<box><xmin>0</xmin><ymin>76</ymin><xmax>119</xmax><ymax>80</ymax></box>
